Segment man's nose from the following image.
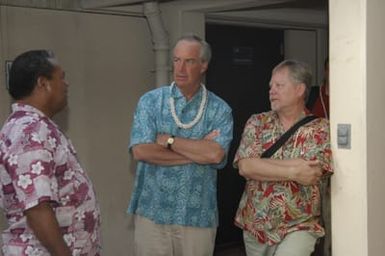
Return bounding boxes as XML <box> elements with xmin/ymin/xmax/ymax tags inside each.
<box><xmin>179</xmin><ymin>61</ymin><xmax>187</xmax><ymax>71</ymax></box>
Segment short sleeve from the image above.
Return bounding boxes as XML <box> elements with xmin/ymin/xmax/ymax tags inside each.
<box><xmin>233</xmin><ymin>114</ymin><xmax>262</xmax><ymax>168</ymax></box>
<box><xmin>314</xmin><ymin>119</ymin><xmax>333</xmax><ymax>175</ymax></box>
<box><xmin>129</xmin><ymin>94</ymin><xmax>158</xmax><ymax>149</ymax></box>
<box><xmin>210</xmin><ymin>106</ymin><xmax>233</xmax><ymax>169</ymax></box>
<box><xmin>212</xmin><ymin>107</ymin><xmax>233</xmax><ymax>151</ymax></box>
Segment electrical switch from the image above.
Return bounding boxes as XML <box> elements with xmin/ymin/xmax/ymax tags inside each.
<box><xmin>337</xmin><ymin>124</ymin><xmax>351</xmax><ymax>149</ymax></box>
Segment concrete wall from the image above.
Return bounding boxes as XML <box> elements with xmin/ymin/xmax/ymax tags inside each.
<box><xmin>366</xmin><ymin>0</ymin><xmax>385</xmax><ymax>255</ymax></box>
<box><xmin>0</xmin><ymin>5</ymin><xmax>154</xmax><ymax>255</ymax></box>
<box><xmin>330</xmin><ymin>0</ymin><xmax>368</xmax><ymax>254</ymax></box>
<box><xmin>329</xmin><ymin>0</ymin><xmax>385</xmax><ymax>255</ymax></box>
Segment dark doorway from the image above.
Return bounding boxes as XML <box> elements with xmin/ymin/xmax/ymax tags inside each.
<box><xmin>205</xmin><ymin>23</ymin><xmax>284</xmax><ymax>252</ymax></box>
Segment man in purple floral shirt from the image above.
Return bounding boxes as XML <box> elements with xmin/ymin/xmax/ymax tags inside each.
<box><xmin>0</xmin><ymin>50</ymin><xmax>101</xmax><ymax>255</ymax></box>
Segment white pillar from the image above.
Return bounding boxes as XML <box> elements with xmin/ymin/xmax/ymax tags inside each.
<box><xmin>330</xmin><ymin>0</ymin><xmax>367</xmax><ymax>255</ymax></box>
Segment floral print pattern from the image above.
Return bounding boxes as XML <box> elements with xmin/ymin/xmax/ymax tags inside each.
<box><xmin>233</xmin><ymin>111</ymin><xmax>333</xmax><ymax>245</ymax></box>
<box><xmin>128</xmin><ymin>85</ymin><xmax>233</xmax><ymax>227</ymax></box>
<box><xmin>0</xmin><ymin>103</ymin><xmax>101</xmax><ymax>255</ymax></box>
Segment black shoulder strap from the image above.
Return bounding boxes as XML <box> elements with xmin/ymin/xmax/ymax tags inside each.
<box><xmin>261</xmin><ymin>115</ymin><xmax>318</xmax><ymax>158</ymax></box>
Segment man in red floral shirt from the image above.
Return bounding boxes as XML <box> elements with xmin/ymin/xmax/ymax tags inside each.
<box><xmin>234</xmin><ymin>59</ymin><xmax>333</xmax><ymax>256</ymax></box>
<box><xmin>0</xmin><ymin>50</ymin><xmax>101</xmax><ymax>255</ymax></box>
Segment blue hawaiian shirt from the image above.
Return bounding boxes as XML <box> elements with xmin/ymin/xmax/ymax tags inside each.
<box><xmin>128</xmin><ymin>84</ymin><xmax>233</xmax><ymax>227</ymax></box>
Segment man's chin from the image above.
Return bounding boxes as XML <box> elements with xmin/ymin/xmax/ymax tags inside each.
<box><xmin>175</xmin><ymin>81</ymin><xmax>188</xmax><ymax>88</ymax></box>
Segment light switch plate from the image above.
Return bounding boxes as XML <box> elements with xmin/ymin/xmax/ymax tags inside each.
<box><xmin>337</xmin><ymin>124</ymin><xmax>351</xmax><ymax>149</ymax></box>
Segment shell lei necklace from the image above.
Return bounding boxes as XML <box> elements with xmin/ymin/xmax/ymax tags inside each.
<box><xmin>169</xmin><ymin>82</ymin><xmax>207</xmax><ymax>129</ymax></box>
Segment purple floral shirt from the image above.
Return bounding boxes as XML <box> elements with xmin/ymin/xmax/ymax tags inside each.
<box><xmin>0</xmin><ymin>104</ymin><xmax>101</xmax><ymax>256</ymax></box>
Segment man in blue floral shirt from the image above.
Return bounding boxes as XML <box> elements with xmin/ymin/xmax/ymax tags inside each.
<box><xmin>128</xmin><ymin>34</ymin><xmax>233</xmax><ymax>256</ymax></box>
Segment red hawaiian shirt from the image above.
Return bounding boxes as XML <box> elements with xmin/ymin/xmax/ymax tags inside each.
<box><xmin>233</xmin><ymin>111</ymin><xmax>333</xmax><ymax>245</ymax></box>
<box><xmin>0</xmin><ymin>103</ymin><xmax>101</xmax><ymax>255</ymax></box>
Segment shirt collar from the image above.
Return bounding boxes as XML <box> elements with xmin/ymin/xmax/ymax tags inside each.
<box><xmin>271</xmin><ymin>109</ymin><xmax>311</xmax><ymax>130</ymax></box>
<box><xmin>169</xmin><ymin>82</ymin><xmax>204</xmax><ymax>103</ymax></box>
<box><xmin>12</xmin><ymin>103</ymin><xmax>47</xmax><ymax>118</ymax></box>
<box><xmin>170</xmin><ymin>83</ymin><xmax>184</xmax><ymax>99</ymax></box>
<box><xmin>271</xmin><ymin>109</ymin><xmax>310</xmax><ymax>121</ymax></box>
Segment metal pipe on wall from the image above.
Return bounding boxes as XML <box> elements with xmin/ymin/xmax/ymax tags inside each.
<box><xmin>143</xmin><ymin>1</ymin><xmax>170</xmax><ymax>87</ymax></box>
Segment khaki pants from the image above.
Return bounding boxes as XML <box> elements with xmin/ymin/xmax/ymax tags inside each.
<box><xmin>134</xmin><ymin>215</ymin><xmax>217</xmax><ymax>256</ymax></box>
<box><xmin>243</xmin><ymin>231</ymin><xmax>317</xmax><ymax>256</ymax></box>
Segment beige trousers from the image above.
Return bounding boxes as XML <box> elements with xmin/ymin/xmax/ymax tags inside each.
<box><xmin>134</xmin><ymin>215</ymin><xmax>217</xmax><ymax>256</ymax></box>
<box><xmin>243</xmin><ymin>230</ymin><xmax>317</xmax><ymax>256</ymax></box>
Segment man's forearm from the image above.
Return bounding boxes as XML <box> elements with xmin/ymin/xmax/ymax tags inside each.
<box><xmin>264</xmin><ymin>158</ymin><xmax>304</xmax><ymax>167</ymax></box>
<box><xmin>170</xmin><ymin>136</ymin><xmax>225</xmax><ymax>165</ymax></box>
<box><xmin>25</xmin><ymin>202</ymin><xmax>71</xmax><ymax>256</ymax></box>
<box><xmin>238</xmin><ymin>157</ymin><xmax>322</xmax><ymax>185</ymax></box>
<box><xmin>132</xmin><ymin>143</ymin><xmax>192</xmax><ymax>165</ymax></box>
<box><xmin>238</xmin><ymin>158</ymin><xmax>292</xmax><ymax>181</ymax></box>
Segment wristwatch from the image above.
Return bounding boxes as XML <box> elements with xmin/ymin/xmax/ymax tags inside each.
<box><xmin>166</xmin><ymin>135</ymin><xmax>175</xmax><ymax>149</ymax></box>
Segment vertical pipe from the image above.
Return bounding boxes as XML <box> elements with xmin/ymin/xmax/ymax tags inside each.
<box><xmin>143</xmin><ymin>1</ymin><xmax>170</xmax><ymax>87</ymax></box>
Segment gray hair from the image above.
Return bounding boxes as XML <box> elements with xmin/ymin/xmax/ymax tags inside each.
<box><xmin>273</xmin><ymin>59</ymin><xmax>312</xmax><ymax>102</ymax></box>
<box><xmin>174</xmin><ymin>33</ymin><xmax>212</xmax><ymax>63</ymax></box>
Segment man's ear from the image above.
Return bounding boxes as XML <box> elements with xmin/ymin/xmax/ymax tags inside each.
<box><xmin>37</xmin><ymin>76</ymin><xmax>51</xmax><ymax>92</ymax></box>
<box><xmin>200</xmin><ymin>61</ymin><xmax>208</xmax><ymax>74</ymax></box>
<box><xmin>297</xmin><ymin>83</ymin><xmax>306</xmax><ymax>98</ymax></box>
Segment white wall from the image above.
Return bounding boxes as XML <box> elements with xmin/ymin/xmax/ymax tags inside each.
<box><xmin>0</xmin><ymin>5</ymin><xmax>154</xmax><ymax>255</ymax></box>
<box><xmin>331</xmin><ymin>1</ymin><xmax>385</xmax><ymax>254</ymax></box>
<box><xmin>330</xmin><ymin>0</ymin><xmax>368</xmax><ymax>255</ymax></box>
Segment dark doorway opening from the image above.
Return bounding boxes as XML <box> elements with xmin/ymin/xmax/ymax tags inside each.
<box><xmin>205</xmin><ymin>23</ymin><xmax>284</xmax><ymax>254</ymax></box>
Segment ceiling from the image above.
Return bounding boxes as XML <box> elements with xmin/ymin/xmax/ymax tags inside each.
<box><xmin>265</xmin><ymin>0</ymin><xmax>328</xmax><ymax>11</ymax></box>
<box><xmin>0</xmin><ymin>0</ymin><xmax>328</xmax><ymax>27</ymax></box>
<box><xmin>0</xmin><ymin>0</ymin><xmax>328</xmax><ymax>16</ymax></box>
<box><xmin>80</xmin><ymin>0</ymin><xmax>328</xmax><ymax>12</ymax></box>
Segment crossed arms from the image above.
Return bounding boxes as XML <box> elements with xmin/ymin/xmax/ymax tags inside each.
<box><xmin>238</xmin><ymin>158</ymin><xmax>323</xmax><ymax>186</ymax></box>
<box><xmin>132</xmin><ymin>130</ymin><xmax>225</xmax><ymax>166</ymax></box>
